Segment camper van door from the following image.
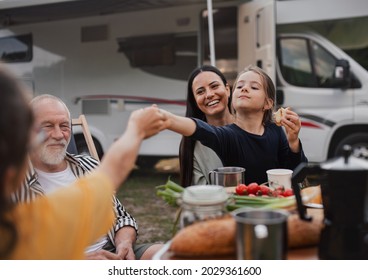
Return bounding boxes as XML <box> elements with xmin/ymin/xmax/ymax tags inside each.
<box><xmin>238</xmin><ymin>0</ymin><xmax>276</xmax><ymax>81</ymax></box>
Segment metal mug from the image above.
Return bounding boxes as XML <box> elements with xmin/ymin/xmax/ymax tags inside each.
<box><xmin>232</xmin><ymin>208</ymin><xmax>289</xmax><ymax>260</ymax></box>
<box><xmin>208</xmin><ymin>167</ymin><xmax>245</xmax><ymax>188</ymax></box>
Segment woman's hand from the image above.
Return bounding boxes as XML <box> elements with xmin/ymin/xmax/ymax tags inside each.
<box><xmin>280</xmin><ymin>107</ymin><xmax>301</xmax><ymax>153</ymax></box>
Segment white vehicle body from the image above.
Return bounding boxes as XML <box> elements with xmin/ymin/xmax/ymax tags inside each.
<box><xmin>275</xmin><ymin>0</ymin><xmax>368</xmax><ymax>161</ymax></box>
<box><xmin>0</xmin><ymin>0</ymin><xmax>367</xmax><ymax>162</ymax></box>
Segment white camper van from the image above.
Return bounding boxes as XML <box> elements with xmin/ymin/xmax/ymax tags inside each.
<box><xmin>0</xmin><ymin>0</ymin><xmax>367</xmax><ymax>164</ymax></box>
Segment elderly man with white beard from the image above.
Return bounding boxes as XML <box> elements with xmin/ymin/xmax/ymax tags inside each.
<box><xmin>13</xmin><ymin>94</ymin><xmax>162</xmax><ymax>260</ymax></box>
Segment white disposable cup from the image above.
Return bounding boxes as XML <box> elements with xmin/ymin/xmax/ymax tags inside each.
<box><xmin>266</xmin><ymin>169</ymin><xmax>293</xmax><ymax>189</ymax></box>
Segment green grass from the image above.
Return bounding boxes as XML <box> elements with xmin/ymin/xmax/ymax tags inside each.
<box><xmin>116</xmin><ymin>168</ymin><xmax>180</xmax><ymax>244</ymax></box>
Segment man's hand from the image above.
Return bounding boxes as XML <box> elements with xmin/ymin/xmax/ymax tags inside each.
<box><xmin>85</xmin><ymin>249</ymin><xmax>122</xmax><ymax>260</ymax></box>
<box><xmin>115</xmin><ymin>242</ymin><xmax>136</xmax><ymax>260</ymax></box>
<box><xmin>114</xmin><ymin>226</ymin><xmax>137</xmax><ymax>260</ymax></box>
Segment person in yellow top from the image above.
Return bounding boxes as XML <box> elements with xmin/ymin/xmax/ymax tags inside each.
<box><xmin>0</xmin><ymin>64</ymin><xmax>168</xmax><ymax>260</ymax></box>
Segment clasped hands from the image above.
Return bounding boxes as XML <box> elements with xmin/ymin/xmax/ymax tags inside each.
<box><xmin>131</xmin><ymin>104</ymin><xmax>171</xmax><ymax>139</ymax></box>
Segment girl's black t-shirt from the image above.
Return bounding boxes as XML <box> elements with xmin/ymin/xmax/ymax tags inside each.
<box><xmin>191</xmin><ymin>118</ymin><xmax>308</xmax><ymax>185</ymax></box>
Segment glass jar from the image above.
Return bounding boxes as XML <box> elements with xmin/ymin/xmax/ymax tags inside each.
<box><xmin>179</xmin><ymin>185</ymin><xmax>228</xmax><ymax>228</ymax></box>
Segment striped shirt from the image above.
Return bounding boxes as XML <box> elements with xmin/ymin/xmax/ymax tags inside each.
<box><xmin>13</xmin><ymin>153</ymin><xmax>138</xmax><ymax>253</ymax></box>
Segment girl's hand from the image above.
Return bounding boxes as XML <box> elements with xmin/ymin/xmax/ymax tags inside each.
<box><xmin>155</xmin><ymin>106</ymin><xmax>197</xmax><ymax>136</ymax></box>
<box><xmin>281</xmin><ymin>107</ymin><xmax>301</xmax><ymax>152</ymax></box>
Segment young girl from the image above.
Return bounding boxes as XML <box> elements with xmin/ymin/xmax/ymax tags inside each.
<box><xmin>162</xmin><ymin>65</ymin><xmax>307</xmax><ymax>185</ymax></box>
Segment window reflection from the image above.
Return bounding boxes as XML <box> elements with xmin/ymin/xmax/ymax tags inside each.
<box><xmin>0</xmin><ymin>34</ymin><xmax>33</xmax><ymax>63</ymax></box>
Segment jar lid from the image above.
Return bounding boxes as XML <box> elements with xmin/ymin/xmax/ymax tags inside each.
<box><xmin>182</xmin><ymin>185</ymin><xmax>228</xmax><ymax>205</ymax></box>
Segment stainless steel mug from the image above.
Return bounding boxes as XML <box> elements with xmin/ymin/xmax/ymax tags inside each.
<box><xmin>208</xmin><ymin>166</ymin><xmax>245</xmax><ymax>188</ymax></box>
<box><xmin>232</xmin><ymin>208</ymin><xmax>289</xmax><ymax>260</ymax></box>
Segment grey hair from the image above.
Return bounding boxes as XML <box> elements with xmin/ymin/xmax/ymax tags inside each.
<box><xmin>30</xmin><ymin>94</ymin><xmax>71</xmax><ymax>120</ymax></box>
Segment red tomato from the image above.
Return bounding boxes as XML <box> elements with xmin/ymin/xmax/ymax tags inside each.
<box><xmin>259</xmin><ymin>185</ymin><xmax>272</xmax><ymax>196</ymax></box>
<box><xmin>270</xmin><ymin>190</ymin><xmax>279</xmax><ymax>197</ymax></box>
<box><xmin>247</xmin><ymin>182</ymin><xmax>260</xmax><ymax>195</ymax></box>
<box><xmin>283</xmin><ymin>188</ymin><xmax>294</xmax><ymax>197</ymax></box>
<box><xmin>235</xmin><ymin>184</ymin><xmax>248</xmax><ymax>195</ymax></box>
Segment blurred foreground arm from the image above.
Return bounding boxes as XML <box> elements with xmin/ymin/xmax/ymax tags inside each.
<box><xmin>97</xmin><ymin>106</ymin><xmax>166</xmax><ymax>189</ymax></box>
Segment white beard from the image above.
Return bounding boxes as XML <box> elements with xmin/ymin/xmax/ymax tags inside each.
<box><xmin>39</xmin><ymin>139</ymin><xmax>69</xmax><ymax>165</ymax></box>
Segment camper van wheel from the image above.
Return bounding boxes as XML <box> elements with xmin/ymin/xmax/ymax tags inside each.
<box><xmin>75</xmin><ymin>135</ymin><xmax>104</xmax><ymax>159</ymax></box>
<box><xmin>334</xmin><ymin>133</ymin><xmax>368</xmax><ymax>161</ymax></box>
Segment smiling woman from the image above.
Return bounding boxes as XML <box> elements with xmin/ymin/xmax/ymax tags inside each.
<box><xmin>160</xmin><ymin>65</ymin><xmax>308</xmax><ymax>185</ymax></box>
<box><xmin>179</xmin><ymin>65</ymin><xmax>234</xmax><ymax>188</ymax></box>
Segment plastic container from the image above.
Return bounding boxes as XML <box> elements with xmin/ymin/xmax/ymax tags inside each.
<box><xmin>179</xmin><ymin>185</ymin><xmax>229</xmax><ymax>228</ymax></box>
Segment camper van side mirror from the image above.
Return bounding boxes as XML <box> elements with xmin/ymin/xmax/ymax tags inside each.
<box><xmin>333</xmin><ymin>59</ymin><xmax>350</xmax><ymax>88</ymax></box>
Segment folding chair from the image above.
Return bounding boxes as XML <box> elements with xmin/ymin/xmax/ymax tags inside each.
<box><xmin>70</xmin><ymin>114</ymin><xmax>100</xmax><ymax>161</ymax></box>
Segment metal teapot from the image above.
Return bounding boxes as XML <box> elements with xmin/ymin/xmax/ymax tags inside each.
<box><xmin>291</xmin><ymin>145</ymin><xmax>368</xmax><ymax>259</ymax></box>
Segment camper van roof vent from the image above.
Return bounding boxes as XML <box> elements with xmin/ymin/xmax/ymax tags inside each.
<box><xmin>81</xmin><ymin>25</ymin><xmax>108</xmax><ymax>43</ymax></box>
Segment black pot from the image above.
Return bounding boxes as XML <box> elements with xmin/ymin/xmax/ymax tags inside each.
<box><xmin>291</xmin><ymin>145</ymin><xmax>368</xmax><ymax>259</ymax></box>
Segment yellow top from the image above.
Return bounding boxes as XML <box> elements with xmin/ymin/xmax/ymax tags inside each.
<box><xmin>6</xmin><ymin>172</ymin><xmax>115</xmax><ymax>259</ymax></box>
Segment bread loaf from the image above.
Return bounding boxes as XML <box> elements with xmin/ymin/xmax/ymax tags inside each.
<box><xmin>169</xmin><ymin>208</ymin><xmax>324</xmax><ymax>257</ymax></box>
<box><xmin>170</xmin><ymin>216</ymin><xmax>236</xmax><ymax>257</ymax></box>
<box><xmin>287</xmin><ymin>208</ymin><xmax>324</xmax><ymax>249</ymax></box>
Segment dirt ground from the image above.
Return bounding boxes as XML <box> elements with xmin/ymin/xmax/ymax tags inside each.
<box><xmin>116</xmin><ymin>166</ymin><xmax>180</xmax><ymax>244</ymax></box>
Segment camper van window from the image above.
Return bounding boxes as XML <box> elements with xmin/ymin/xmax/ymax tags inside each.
<box><xmin>311</xmin><ymin>41</ymin><xmax>337</xmax><ymax>88</ymax></box>
<box><xmin>117</xmin><ymin>34</ymin><xmax>175</xmax><ymax>67</ymax></box>
<box><xmin>117</xmin><ymin>33</ymin><xmax>197</xmax><ymax>81</ymax></box>
<box><xmin>277</xmin><ymin>16</ymin><xmax>368</xmax><ymax>73</ymax></box>
<box><xmin>278</xmin><ymin>37</ymin><xmax>355</xmax><ymax>89</ymax></box>
<box><xmin>0</xmin><ymin>34</ymin><xmax>32</xmax><ymax>63</ymax></box>
<box><xmin>279</xmin><ymin>38</ymin><xmax>316</xmax><ymax>87</ymax></box>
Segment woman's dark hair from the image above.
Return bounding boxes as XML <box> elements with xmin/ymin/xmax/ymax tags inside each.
<box><xmin>179</xmin><ymin>65</ymin><xmax>231</xmax><ymax>187</ymax></box>
<box><xmin>0</xmin><ymin>65</ymin><xmax>33</xmax><ymax>258</ymax></box>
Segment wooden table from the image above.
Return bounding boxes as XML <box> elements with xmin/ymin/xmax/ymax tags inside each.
<box><xmin>288</xmin><ymin>246</ymin><xmax>318</xmax><ymax>260</ymax></box>
<box><xmin>153</xmin><ymin>241</ymin><xmax>319</xmax><ymax>260</ymax></box>
<box><xmin>153</xmin><ymin>186</ymin><xmax>323</xmax><ymax>260</ymax></box>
